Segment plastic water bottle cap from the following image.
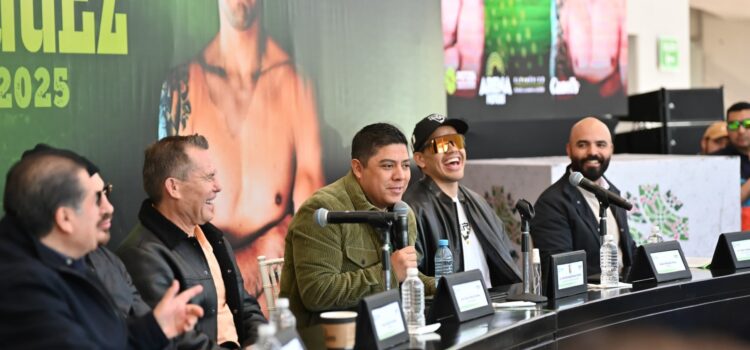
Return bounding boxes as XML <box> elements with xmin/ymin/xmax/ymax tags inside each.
<box><xmin>407</xmin><ymin>267</ymin><xmax>419</xmax><ymax>276</ymax></box>
<box><xmin>276</xmin><ymin>297</ymin><xmax>289</xmax><ymax>308</ymax></box>
<box><xmin>532</xmin><ymin>248</ymin><xmax>541</xmax><ymax>264</ymax></box>
<box><xmin>438</xmin><ymin>239</ymin><xmax>449</xmax><ymax>247</ymax></box>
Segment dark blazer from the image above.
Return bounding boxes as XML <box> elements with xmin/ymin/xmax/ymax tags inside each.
<box><xmin>0</xmin><ymin>215</ymin><xmax>167</xmax><ymax>350</ymax></box>
<box><xmin>531</xmin><ymin>171</ymin><xmax>637</xmax><ymax>277</ymax></box>
<box><xmin>87</xmin><ymin>245</ymin><xmax>152</xmax><ymax>318</ymax></box>
<box><xmin>117</xmin><ymin>200</ymin><xmax>266</xmax><ymax>349</ymax></box>
<box><xmin>404</xmin><ymin>176</ymin><xmax>522</xmax><ymax>287</ymax></box>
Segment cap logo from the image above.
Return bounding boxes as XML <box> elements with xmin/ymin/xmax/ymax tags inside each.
<box><xmin>428</xmin><ymin>114</ymin><xmax>446</xmax><ymax>123</ymax></box>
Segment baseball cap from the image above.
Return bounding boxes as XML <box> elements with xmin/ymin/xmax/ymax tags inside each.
<box><xmin>703</xmin><ymin>121</ymin><xmax>728</xmax><ymax>141</ymax></box>
<box><xmin>411</xmin><ymin>113</ymin><xmax>468</xmax><ymax>153</ymax></box>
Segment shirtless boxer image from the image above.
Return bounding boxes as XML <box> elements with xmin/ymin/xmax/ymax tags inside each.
<box><xmin>158</xmin><ymin>0</ymin><xmax>324</xmax><ymax>313</ymax></box>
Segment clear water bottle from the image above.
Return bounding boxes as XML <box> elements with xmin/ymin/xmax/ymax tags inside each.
<box><xmin>269</xmin><ymin>297</ymin><xmax>296</xmax><ymax>331</ymax></box>
<box><xmin>600</xmin><ymin>234</ymin><xmax>619</xmax><ymax>287</ymax></box>
<box><xmin>646</xmin><ymin>224</ymin><xmax>664</xmax><ymax>244</ymax></box>
<box><xmin>401</xmin><ymin>267</ymin><xmax>425</xmax><ymax>333</ymax></box>
<box><xmin>434</xmin><ymin>239</ymin><xmax>454</xmax><ymax>288</ymax></box>
<box><xmin>531</xmin><ymin>248</ymin><xmax>542</xmax><ymax>295</ymax></box>
<box><xmin>253</xmin><ymin>324</ymin><xmax>281</xmax><ymax>350</ymax></box>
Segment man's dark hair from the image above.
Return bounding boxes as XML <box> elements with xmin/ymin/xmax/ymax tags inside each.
<box><xmin>143</xmin><ymin>134</ymin><xmax>209</xmax><ymax>204</ymax></box>
<box><xmin>727</xmin><ymin>102</ymin><xmax>750</xmax><ymax>117</ymax></box>
<box><xmin>3</xmin><ymin>154</ymin><xmax>87</xmax><ymax>238</ymax></box>
<box><xmin>351</xmin><ymin>123</ymin><xmax>408</xmax><ymax>166</ymax></box>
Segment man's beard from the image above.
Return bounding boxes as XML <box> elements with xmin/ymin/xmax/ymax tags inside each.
<box><xmin>571</xmin><ymin>155</ymin><xmax>610</xmax><ymax>181</ymax></box>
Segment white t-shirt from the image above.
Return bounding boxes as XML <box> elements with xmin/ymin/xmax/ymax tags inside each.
<box><xmin>453</xmin><ymin>197</ymin><xmax>493</xmax><ymax>288</ymax></box>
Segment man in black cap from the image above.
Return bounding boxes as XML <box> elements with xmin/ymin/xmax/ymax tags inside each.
<box><xmin>403</xmin><ymin>114</ymin><xmax>521</xmax><ymax>288</ymax></box>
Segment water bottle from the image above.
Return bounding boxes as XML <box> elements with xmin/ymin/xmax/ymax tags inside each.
<box><xmin>401</xmin><ymin>267</ymin><xmax>425</xmax><ymax>333</ymax></box>
<box><xmin>253</xmin><ymin>324</ymin><xmax>281</xmax><ymax>350</ymax></box>
<box><xmin>531</xmin><ymin>248</ymin><xmax>542</xmax><ymax>295</ymax></box>
<box><xmin>600</xmin><ymin>234</ymin><xmax>619</xmax><ymax>287</ymax></box>
<box><xmin>646</xmin><ymin>224</ymin><xmax>664</xmax><ymax>244</ymax></box>
<box><xmin>434</xmin><ymin>239</ymin><xmax>454</xmax><ymax>288</ymax></box>
<box><xmin>269</xmin><ymin>298</ymin><xmax>296</xmax><ymax>331</ymax></box>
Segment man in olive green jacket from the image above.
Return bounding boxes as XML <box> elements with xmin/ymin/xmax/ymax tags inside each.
<box><xmin>280</xmin><ymin>123</ymin><xmax>435</xmax><ymax>329</ymax></box>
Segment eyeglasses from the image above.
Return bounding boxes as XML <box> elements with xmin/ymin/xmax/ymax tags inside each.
<box><xmin>727</xmin><ymin>119</ymin><xmax>750</xmax><ymax>131</ymax></box>
<box><xmin>422</xmin><ymin>134</ymin><xmax>465</xmax><ymax>154</ymax></box>
<box><xmin>95</xmin><ymin>183</ymin><xmax>113</xmax><ymax>206</ymax></box>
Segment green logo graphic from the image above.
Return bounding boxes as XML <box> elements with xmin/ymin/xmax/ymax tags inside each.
<box><xmin>625</xmin><ymin>184</ymin><xmax>688</xmax><ymax>244</ymax></box>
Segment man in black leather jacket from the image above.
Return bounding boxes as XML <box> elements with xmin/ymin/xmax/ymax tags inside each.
<box><xmin>118</xmin><ymin>135</ymin><xmax>266</xmax><ymax>349</ymax></box>
<box><xmin>404</xmin><ymin>114</ymin><xmax>521</xmax><ymax>288</ymax></box>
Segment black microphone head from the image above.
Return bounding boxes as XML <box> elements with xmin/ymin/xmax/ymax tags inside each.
<box><xmin>569</xmin><ymin>171</ymin><xmax>584</xmax><ymax>186</ymax></box>
<box><xmin>314</xmin><ymin>208</ymin><xmax>329</xmax><ymax>227</ymax></box>
<box><xmin>515</xmin><ymin>199</ymin><xmax>535</xmax><ymax>220</ymax></box>
<box><xmin>393</xmin><ymin>201</ymin><xmax>409</xmax><ymax>216</ymax></box>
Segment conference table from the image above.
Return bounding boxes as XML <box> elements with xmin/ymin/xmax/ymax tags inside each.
<box><xmin>429</xmin><ymin>268</ymin><xmax>750</xmax><ymax>349</ymax></box>
<box><xmin>302</xmin><ymin>268</ymin><xmax>750</xmax><ymax>349</ymax></box>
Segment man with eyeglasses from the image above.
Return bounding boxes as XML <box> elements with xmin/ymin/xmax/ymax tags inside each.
<box><xmin>712</xmin><ymin>102</ymin><xmax>750</xmax><ymax>230</ymax></box>
<box><xmin>20</xmin><ymin>144</ymin><xmax>152</xmax><ymax>319</ymax></box>
<box><xmin>403</xmin><ymin>114</ymin><xmax>522</xmax><ymax>288</ymax></box>
<box><xmin>0</xmin><ymin>149</ymin><xmax>204</xmax><ymax>349</ymax></box>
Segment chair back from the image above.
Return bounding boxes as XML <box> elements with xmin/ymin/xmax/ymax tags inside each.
<box><xmin>258</xmin><ymin>255</ymin><xmax>284</xmax><ymax>312</ymax></box>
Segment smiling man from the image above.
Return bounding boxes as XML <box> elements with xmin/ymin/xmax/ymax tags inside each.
<box><xmin>280</xmin><ymin>123</ymin><xmax>435</xmax><ymax>329</ymax></box>
<box><xmin>403</xmin><ymin>114</ymin><xmax>521</xmax><ymax>288</ymax></box>
<box><xmin>531</xmin><ymin>117</ymin><xmax>636</xmax><ymax>278</ymax></box>
<box><xmin>117</xmin><ymin>135</ymin><xmax>266</xmax><ymax>349</ymax></box>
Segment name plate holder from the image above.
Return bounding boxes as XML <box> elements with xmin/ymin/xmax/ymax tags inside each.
<box><xmin>354</xmin><ymin>289</ymin><xmax>408</xmax><ymax>350</ymax></box>
<box><xmin>626</xmin><ymin>240</ymin><xmax>692</xmax><ymax>283</ymax></box>
<box><xmin>426</xmin><ymin>269</ymin><xmax>493</xmax><ymax>324</ymax></box>
<box><xmin>546</xmin><ymin>250</ymin><xmax>587</xmax><ymax>299</ymax></box>
<box><xmin>711</xmin><ymin>231</ymin><xmax>750</xmax><ymax>271</ymax></box>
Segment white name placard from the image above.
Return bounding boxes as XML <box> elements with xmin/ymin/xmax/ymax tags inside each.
<box><xmin>731</xmin><ymin>239</ymin><xmax>750</xmax><ymax>262</ymax></box>
<box><xmin>651</xmin><ymin>250</ymin><xmax>686</xmax><ymax>274</ymax></box>
<box><xmin>451</xmin><ymin>280</ymin><xmax>488</xmax><ymax>313</ymax></box>
<box><xmin>556</xmin><ymin>261</ymin><xmax>584</xmax><ymax>290</ymax></box>
<box><xmin>281</xmin><ymin>338</ymin><xmax>304</xmax><ymax>350</ymax></box>
<box><xmin>371</xmin><ymin>301</ymin><xmax>405</xmax><ymax>341</ymax></box>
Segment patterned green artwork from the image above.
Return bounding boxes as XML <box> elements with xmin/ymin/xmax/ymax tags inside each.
<box><xmin>624</xmin><ymin>184</ymin><xmax>689</xmax><ymax>244</ymax></box>
<box><xmin>484</xmin><ymin>185</ymin><xmax>522</xmax><ymax>245</ymax></box>
<box><xmin>485</xmin><ymin>0</ymin><xmax>551</xmax><ymax>75</ymax></box>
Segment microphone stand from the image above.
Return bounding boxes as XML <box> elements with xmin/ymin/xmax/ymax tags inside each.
<box><xmin>379</xmin><ymin>222</ymin><xmax>394</xmax><ymax>291</ymax></box>
<box><xmin>507</xmin><ymin>199</ymin><xmax>547</xmax><ymax>303</ymax></box>
<box><xmin>594</xmin><ymin>189</ymin><xmax>610</xmax><ymax>240</ymax></box>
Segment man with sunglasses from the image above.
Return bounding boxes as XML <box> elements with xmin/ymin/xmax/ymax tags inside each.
<box><xmin>712</xmin><ymin>102</ymin><xmax>750</xmax><ymax>230</ymax></box>
<box><xmin>0</xmin><ymin>149</ymin><xmax>204</xmax><ymax>349</ymax></box>
<box><xmin>404</xmin><ymin>114</ymin><xmax>522</xmax><ymax>288</ymax></box>
<box><xmin>19</xmin><ymin>144</ymin><xmax>153</xmax><ymax>320</ymax></box>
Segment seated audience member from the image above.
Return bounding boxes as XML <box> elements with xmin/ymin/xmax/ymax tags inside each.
<box><xmin>712</xmin><ymin>102</ymin><xmax>750</xmax><ymax>230</ymax></box>
<box><xmin>21</xmin><ymin>144</ymin><xmax>151</xmax><ymax>318</ymax></box>
<box><xmin>531</xmin><ymin>117</ymin><xmax>637</xmax><ymax>277</ymax></box>
<box><xmin>0</xmin><ymin>152</ymin><xmax>203</xmax><ymax>349</ymax></box>
<box><xmin>117</xmin><ymin>135</ymin><xmax>266</xmax><ymax>349</ymax></box>
<box><xmin>279</xmin><ymin>123</ymin><xmax>435</xmax><ymax>329</ymax></box>
<box><xmin>700</xmin><ymin>121</ymin><xmax>728</xmax><ymax>155</ymax></box>
<box><xmin>403</xmin><ymin>114</ymin><xmax>521</xmax><ymax>288</ymax></box>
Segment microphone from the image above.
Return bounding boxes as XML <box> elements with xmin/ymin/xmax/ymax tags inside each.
<box><xmin>313</xmin><ymin>208</ymin><xmax>398</xmax><ymax>228</ymax></box>
<box><xmin>393</xmin><ymin>201</ymin><xmax>409</xmax><ymax>249</ymax></box>
<box><xmin>568</xmin><ymin>171</ymin><xmax>633</xmax><ymax>210</ymax></box>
